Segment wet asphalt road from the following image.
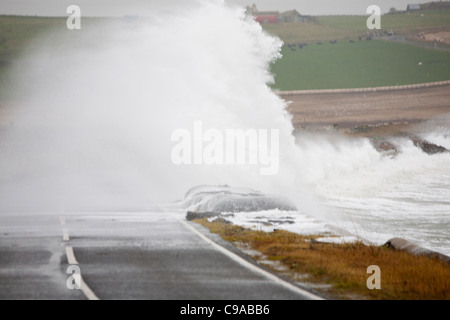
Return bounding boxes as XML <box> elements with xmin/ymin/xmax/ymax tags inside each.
<box><xmin>0</xmin><ymin>207</ymin><xmax>322</xmax><ymax>300</ymax></box>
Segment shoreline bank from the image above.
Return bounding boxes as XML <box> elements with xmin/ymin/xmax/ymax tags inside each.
<box><xmin>194</xmin><ymin>218</ymin><xmax>450</xmax><ymax>300</ymax></box>
<box><xmin>281</xmin><ymin>84</ymin><xmax>450</xmax><ymax>138</ymax></box>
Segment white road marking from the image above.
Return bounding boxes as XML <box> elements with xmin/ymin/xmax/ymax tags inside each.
<box><xmin>62</xmin><ymin>228</ymin><xmax>70</xmax><ymax>241</ymax></box>
<box><xmin>79</xmin><ymin>278</ymin><xmax>100</xmax><ymax>301</ymax></box>
<box><xmin>62</xmin><ymin>218</ymin><xmax>100</xmax><ymax>300</ymax></box>
<box><xmin>65</xmin><ymin>245</ymin><xmax>100</xmax><ymax>300</ymax></box>
<box><xmin>60</xmin><ymin>211</ymin><xmax>320</xmax><ymax>300</ymax></box>
<box><xmin>177</xmin><ymin>217</ymin><xmax>324</xmax><ymax>300</ymax></box>
<box><xmin>65</xmin><ymin>246</ymin><xmax>79</xmax><ymax>265</ymax></box>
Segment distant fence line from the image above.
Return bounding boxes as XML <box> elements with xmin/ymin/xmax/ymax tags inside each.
<box><xmin>277</xmin><ymin>80</ymin><xmax>450</xmax><ymax>96</ymax></box>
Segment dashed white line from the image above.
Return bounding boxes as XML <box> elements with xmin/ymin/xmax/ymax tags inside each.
<box><xmin>65</xmin><ymin>246</ymin><xmax>79</xmax><ymax>265</ymax></box>
<box><xmin>62</xmin><ymin>228</ymin><xmax>70</xmax><ymax>241</ymax></box>
<box><xmin>79</xmin><ymin>277</ymin><xmax>100</xmax><ymax>301</ymax></box>
<box><xmin>65</xmin><ymin>246</ymin><xmax>99</xmax><ymax>300</ymax></box>
<box><xmin>61</xmin><ymin>216</ymin><xmax>100</xmax><ymax>300</ymax></box>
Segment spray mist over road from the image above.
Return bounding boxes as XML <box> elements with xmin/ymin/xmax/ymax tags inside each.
<box><xmin>0</xmin><ymin>0</ymin><xmax>449</xmax><ymax>256</ymax></box>
<box><xmin>0</xmin><ymin>1</ymin><xmax>306</xmax><ymax>211</ymax></box>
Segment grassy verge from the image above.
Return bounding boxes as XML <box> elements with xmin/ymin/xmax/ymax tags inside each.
<box><xmin>194</xmin><ymin>218</ymin><xmax>450</xmax><ymax>300</ymax></box>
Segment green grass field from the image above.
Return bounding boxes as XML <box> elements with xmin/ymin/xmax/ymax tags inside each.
<box><xmin>0</xmin><ymin>16</ymin><xmax>109</xmax><ymax>100</ymax></box>
<box><xmin>0</xmin><ymin>8</ymin><xmax>449</xmax><ymax>93</ymax></box>
<box><xmin>263</xmin><ymin>8</ymin><xmax>450</xmax><ymax>90</ymax></box>
<box><xmin>270</xmin><ymin>39</ymin><xmax>450</xmax><ymax>90</ymax></box>
<box><xmin>0</xmin><ymin>16</ymin><xmax>65</xmax><ymax>69</ymax></box>
<box><xmin>262</xmin><ymin>9</ymin><xmax>450</xmax><ymax>44</ymax></box>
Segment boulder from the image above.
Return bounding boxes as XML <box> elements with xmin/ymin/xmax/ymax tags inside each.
<box><xmin>411</xmin><ymin>137</ymin><xmax>448</xmax><ymax>155</ymax></box>
<box><xmin>384</xmin><ymin>238</ymin><xmax>450</xmax><ymax>264</ymax></box>
<box><xmin>370</xmin><ymin>138</ymin><xmax>399</xmax><ymax>157</ymax></box>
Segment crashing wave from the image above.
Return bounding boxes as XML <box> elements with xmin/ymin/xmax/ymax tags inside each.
<box><xmin>183</xmin><ymin>185</ymin><xmax>297</xmax><ymax>216</ymax></box>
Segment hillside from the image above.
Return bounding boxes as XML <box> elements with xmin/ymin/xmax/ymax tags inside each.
<box><xmin>262</xmin><ymin>6</ymin><xmax>450</xmax><ymax>44</ymax></box>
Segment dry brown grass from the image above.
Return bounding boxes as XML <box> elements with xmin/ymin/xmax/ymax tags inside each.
<box><xmin>195</xmin><ymin>218</ymin><xmax>450</xmax><ymax>300</ymax></box>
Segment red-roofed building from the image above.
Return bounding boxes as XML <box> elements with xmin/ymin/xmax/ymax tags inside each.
<box><xmin>245</xmin><ymin>3</ymin><xmax>311</xmax><ymax>24</ymax></box>
<box><xmin>254</xmin><ymin>14</ymin><xmax>278</xmax><ymax>24</ymax></box>
<box><xmin>246</xmin><ymin>3</ymin><xmax>279</xmax><ymax>24</ymax></box>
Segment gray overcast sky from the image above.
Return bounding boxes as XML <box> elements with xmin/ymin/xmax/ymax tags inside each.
<box><xmin>0</xmin><ymin>0</ymin><xmax>432</xmax><ymax>16</ymax></box>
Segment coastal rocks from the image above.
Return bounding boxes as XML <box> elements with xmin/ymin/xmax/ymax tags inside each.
<box><xmin>183</xmin><ymin>185</ymin><xmax>297</xmax><ymax>220</ymax></box>
<box><xmin>370</xmin><ymin>138</ymin><xmax>399</xmax><ymax>157</ymax></box>
<box><xmin>370</xmin><ymin>136</ymin><xmax>448</xmax><ymax>157</ymax></box>
<box><xmin>411</xmin><ymin>137</ymin><xmax>449</xmax><ymax>155</ymax></box>
<box><xmin>384</xmin><ymin>238</ymin><xmax>450</xmax><ymax>264</ymax></box>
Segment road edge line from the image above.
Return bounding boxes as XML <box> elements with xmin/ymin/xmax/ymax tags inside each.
<box><xmin>177</xmin><ymin>217</ymin><xmax>324</xmax><ymax>300</ymax></box>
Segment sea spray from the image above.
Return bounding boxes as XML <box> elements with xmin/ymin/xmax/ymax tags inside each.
<box><xmin>0</xmin><ymin>1</ymin><xmax>308</xmax><ymax>211</ymax></box>
<box><xmin>1</xmin><ymin>1</ymin><xmax>449</xmax><ymax>258</ymax></box>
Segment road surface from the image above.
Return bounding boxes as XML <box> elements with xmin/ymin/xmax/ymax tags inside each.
<box><xmin>0</xmin><ymin>207</ymin><xmax>322</xmax><ymax>300</ymax></box>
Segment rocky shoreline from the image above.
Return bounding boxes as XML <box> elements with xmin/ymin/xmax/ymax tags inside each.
<box><xmin>370</xmin><ymin>134</ymin><xmax>449</xmax><ymax>156</ymax></box>
<box><xmin>283</xmin><ymin>85</ymin><xmax>450</xmax><ymax>138</ymax></box>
